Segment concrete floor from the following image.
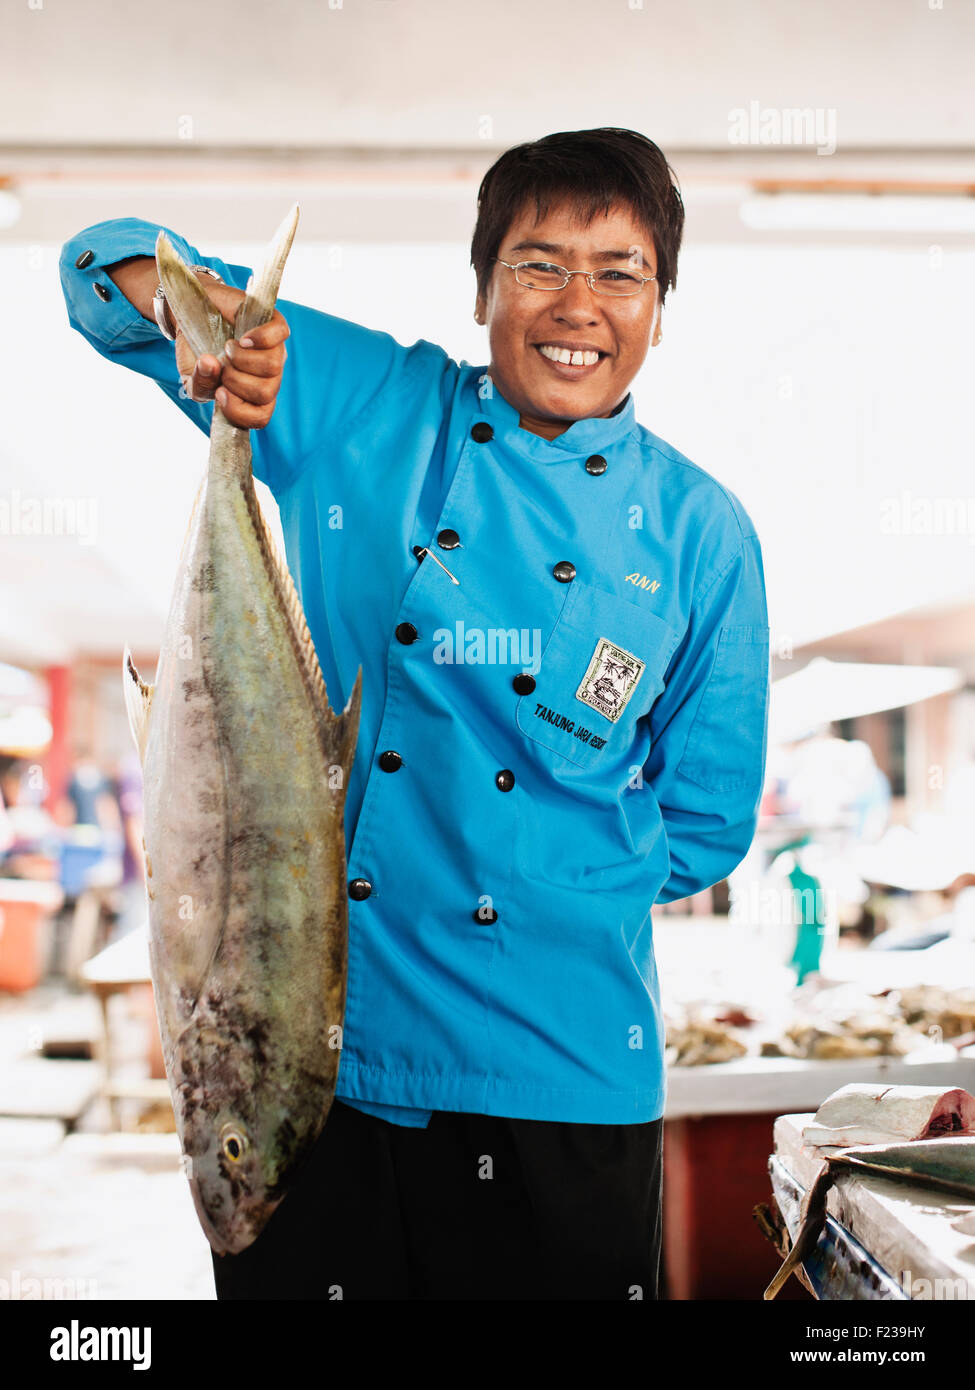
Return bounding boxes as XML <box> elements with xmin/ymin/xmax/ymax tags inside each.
<box><xmin>0</xmin><ymin>984</ymin><xmax>214</xmax><ymax>1300</ymax></box>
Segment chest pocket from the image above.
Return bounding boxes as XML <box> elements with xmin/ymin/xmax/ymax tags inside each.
<box><xmin>516</xmin><ymin>580</ymin><xmax>682</xmax><ymax>771</ymax></box>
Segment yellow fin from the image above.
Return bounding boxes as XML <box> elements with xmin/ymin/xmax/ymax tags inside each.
<box><xmin>249</xmin><ymin>495</ymin><xmax>360</xmax><ymax>779</ymax></box>
<box><xmin>122</xmin><ymin>645</ymin><xmax>154</xmax><ymax>766</ymax></box>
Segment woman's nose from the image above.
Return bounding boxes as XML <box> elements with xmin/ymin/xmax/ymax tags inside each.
<box><xmin>554</xmin><ymin>272</ymin><xmax>601</xmax><ymax>319</ymax></box>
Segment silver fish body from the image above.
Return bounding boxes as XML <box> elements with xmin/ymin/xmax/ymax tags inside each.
<box><xmin>765</xmin><ymin>1134</ymin><xmax>975</xmax><ymax>1300</ymax></box>
<box><xmin>125</xmin><ymin>207</ymin><xmax>360</xmax><ymax>1254</ymax></box>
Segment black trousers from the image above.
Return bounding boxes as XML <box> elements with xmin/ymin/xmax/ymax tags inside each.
<box><xmin>211</xmin><ymin>1100</ymin><xmax>663</xmax><ymax>1300</ymax></box>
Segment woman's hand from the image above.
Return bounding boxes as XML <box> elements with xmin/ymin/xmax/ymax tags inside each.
<box><xmin>175</xmin><ymin>277</ymin><xmax>290</xmax><ymax>430</ymax></box>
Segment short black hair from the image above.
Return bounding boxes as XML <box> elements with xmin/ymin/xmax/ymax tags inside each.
<box><xmin>471</xmin><ymin>128</ymin><xmax>685</xmax><ymax>304</ymax></box>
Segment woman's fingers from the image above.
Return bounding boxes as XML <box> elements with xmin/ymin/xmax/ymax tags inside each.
<box><xmin>218</xmin><ymin>360</ymin><xmax>279</xmax><ymax>407</ymax></box>
<box><xmin>184</xmin><ymin>353</ymin><xmax>223</xmax><ymax>402</ymax></box>
<box><xmin>223</xmin><ymin>338</ymin><xmax>287</xmax><ymax>379</ymax></box>
<box><xmin>215</xmin><ymin>313</ymin><xmax>289</xmax><ymax>427</ymax></box>
<box><xmin>170</xmin><ymin>291</ymin><xmax>290</xmax><ymax>426</ymax></box>
<box><xmin>214</xmin><ymin>386</ymin><xmax>276</xmax><ymax>430</ymax></box>
<box><xmin>235</xmin><ymin>314</ymin><xmax>291</xmax><ymax>351</ymax></box>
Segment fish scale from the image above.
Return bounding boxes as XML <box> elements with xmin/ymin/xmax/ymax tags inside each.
<box><xmin>124</xmin><ymin>205</ymin><xmax>361</xmax><ymax>1254</ymax></box>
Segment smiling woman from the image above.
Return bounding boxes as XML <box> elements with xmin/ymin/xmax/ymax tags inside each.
<box><xmin>471</xmin><ymin>128</ymin><xmax>685</xmax><ymax>439</ymax></box>
<box><xmin>57</xmin><ymin>123</ymin><xmax>767</xmax><ymax>1303</ymax></box>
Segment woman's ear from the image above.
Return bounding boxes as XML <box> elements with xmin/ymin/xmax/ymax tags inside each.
<box><xmin>474</xmin><ymin>293</ymin><xmax>486</xmax><ymax>326</ymax></box>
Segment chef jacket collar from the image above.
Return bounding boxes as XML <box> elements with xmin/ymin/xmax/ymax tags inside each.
<box><xmin>478</xmin><ymin>372</ymin><xmax>638</xmax><ymax>460</ymax></box>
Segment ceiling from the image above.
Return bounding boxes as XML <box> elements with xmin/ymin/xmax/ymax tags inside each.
<box><xmin>3</xmin><ymin>0</ymin><xmax>975</xmax><ymax>246</ymax></box>
<box><xmin>4</xmin><ymin>0</ymin><xmax>974</xmax><ymax>153</ymax></box>
<box><xmin>2</xmin><ymin>0</ymin><xmax>974</xmax><ymax>671</ymax></box>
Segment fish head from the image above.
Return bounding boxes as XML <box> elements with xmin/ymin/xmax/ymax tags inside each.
<box><xmin>182</xmin><ymin>1109</ymin><xmax>287</xmax><ymax>1256</ymax></box>
<box><xmin>171</xmin><ymin>1009</ymin><xmax>333</xmax><ymax>1256</ymax></box>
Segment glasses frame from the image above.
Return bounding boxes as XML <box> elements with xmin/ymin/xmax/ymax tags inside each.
<box><xmin>494</xmin><ymin>257</ymin><xmax>657</xmax><ymax>297</ymax></box>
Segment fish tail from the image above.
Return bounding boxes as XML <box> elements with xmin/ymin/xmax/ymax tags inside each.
<box><xmin>233</xmin><ymin>203</ymin><xmax>300</xmax><ymax>341</ymax></box>
<box><xmin>155</xmin><ymin>203</ymin><xmax>298</xmax><ymax>363</ymax></box>
<box><xmin>155</xmin><ymin>231</ymin><xmax>231</xmax><ymax>363</ymax></box>
<box><xmin>763</xmin><ymin>1160</ymin><xmax>835</xmax><ymax>1300</ymax></box>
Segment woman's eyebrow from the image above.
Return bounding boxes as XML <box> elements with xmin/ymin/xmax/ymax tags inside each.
<box><xmin>508</xmin><ymin>240</ymin><xmax>649</xmax><ymax>265</ymax></box>
<box><xmin>508</xmin><ymin>240</ymin><xmax>564</xmax><ymax>257</ymax></box>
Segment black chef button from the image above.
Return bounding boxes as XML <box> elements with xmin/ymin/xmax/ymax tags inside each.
<box><xmin>437</xmin><ymin>528</ymin><xmax>461</xmax><ymax>550</ymax></box>
<box><xmin>471</xmin><ymin>421</ymin><xmax>494</xmax><ymax>443</ymax></box>
<box><xmin>379</xmin><ymin>750</ymin><xmax>402</xmax><ymax>772</ymax></box>
<box><xmin>412</xmin><ymin>545</ymin><xmax>425</xmax><ymax>562</ymax></box>
<box><xmin>395</xmin><ymin>622</ymin><xmax>418</xmax><ymax>644</ymax></box>
<box><xmin>93</xmin><ymin>282</ymin><xmax>111</xmax><ymax>302</ymax></box>
<box><xmin>553</xmin><ymin>561</ymin><xmax>577</xmax><ymax>583</ymax></box>
<box><xmin>585</xmin><ymin>454</ymin><xmax>608</xmax><ymax>475</ymax></box>
<box><xmin>349</xmin><ymin>878</ymin><xmax>372</xmax><ymax>900</ymax></box>
<box><xmin>495</xmin><ymin>769</ymin><xmax>515</xmax><ymax>792</ymax></box>
<box><xmin>473</xmin><ymin>907</ymin><xmax>499</xmax><ymax>924</ymax></box>
<box><xmin>75</xmin><ymin>249</ymin><xmax>95</xmax><ymax>269</ymax></box>
<box><xmin>513</xmin><ymin>673</ymin><xmax>536</xmax><ymax>695</ymax></box>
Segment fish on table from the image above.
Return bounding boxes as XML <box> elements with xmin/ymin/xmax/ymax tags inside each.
<box><xmin>765</xmin><ymin>1093</ymin><xmax>975</xmax><ymax>1300</ymax></box>
<box><xmin>123</xmin><ymin>205</ymin><xmax>362</xmax><ymax>1255</ymax></box>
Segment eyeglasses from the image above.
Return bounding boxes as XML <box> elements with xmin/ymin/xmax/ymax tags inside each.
<box><xmin>494</xmin><ymin>258</ymin><xmax>657</xmax><ymax>297</ymax></box>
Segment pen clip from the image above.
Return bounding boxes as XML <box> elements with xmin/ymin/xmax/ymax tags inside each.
<box><xmin>414</xmin><ymin>546</ymin><xmax>460</xmax><ymax>586</ymax></box>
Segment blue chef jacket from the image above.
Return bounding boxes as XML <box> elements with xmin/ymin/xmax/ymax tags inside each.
<box><xmin>60</xmin><ymin>220</ymin><xmax>771</xmax><ymax>1129</ymax></box>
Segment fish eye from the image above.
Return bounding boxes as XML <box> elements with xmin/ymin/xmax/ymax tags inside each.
<box><xmin>220</xmin><ymin>1125</ymin><xmax>248</xmax><ymax>1162</ymax></box>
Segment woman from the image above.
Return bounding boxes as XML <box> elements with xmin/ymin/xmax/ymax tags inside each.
<box><xmin>60</xmin><ymin>127</ymin><xmax>770</xmax><ymax>1299</ymax></box>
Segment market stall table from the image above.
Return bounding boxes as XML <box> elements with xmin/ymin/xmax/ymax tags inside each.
<box><xmin>662</xmin><ymin>1053</ymin><xmax>975</xmax><ymax>1299</ymax></box>
<box><xmin>79</xmin><ymin>928</ymin><xmax>169</xmax><ymax>1129</ymax></box>
<box><xmin>763</xmin><ymin>1112</ymin><xmax>975</xmax><ymax>1299</ymax></box>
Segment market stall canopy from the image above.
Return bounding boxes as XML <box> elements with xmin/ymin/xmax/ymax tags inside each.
<box><xmin>771</xmin><ymin>657</ymin><xmax>962</xmax><ymax>744</ymax></box>
<box><xmin>854</xmin><ymin>818</ymin><xmax>975</xmax><ymax>891</ymax></box>
<box><xmin>0</xmin><ymin>707</ymin><xmax>52</xmax><ymax>757</ymax></box>
<box><xmin>0</xmin><ymin>662</ymin><xmax>46</xmax><ymax>706</ymax></box>
<box><xmin>0</xmin><ymin>662</ymin><xmax>51</xmax><ymax>754</ymax></box>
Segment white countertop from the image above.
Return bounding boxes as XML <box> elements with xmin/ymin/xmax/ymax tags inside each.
<box><xmin>665</xmin><ymin>1052</ymin><xmax>975</xmax><ymax>1119</ymax></box>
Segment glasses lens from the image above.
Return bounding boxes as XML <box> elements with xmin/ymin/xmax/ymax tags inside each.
<box><xmin>515</xmin><ymin>261</ymin><xmax>567</xmax><ymax>290</ymax></box>
<box><xmin>592</xmin><ymin>269</ymin><xmax>645</xmax><ymax>296</ymax></box>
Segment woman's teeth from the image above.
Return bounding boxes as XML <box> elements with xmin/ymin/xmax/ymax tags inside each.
<box><xmin>538</xmin><ymin>345</ymin><xmax>601</xmax><ymax>367</ymax></box>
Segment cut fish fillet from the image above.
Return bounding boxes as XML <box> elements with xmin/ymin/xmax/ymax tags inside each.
<box><xmin>802</xmin><ymin>1082</ymin><xmax>975</xmax><ymax>1149</ymax></box>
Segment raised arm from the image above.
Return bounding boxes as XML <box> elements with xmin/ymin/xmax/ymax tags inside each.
<box><xmin>59</xmin><ymin>217</ymin><xmax>444</xmax><ymax>495</ymax></box>
<box><xmin>104</xmin><ymin>253</ymin><xmax>289</xmax><ymax>432</ymax></box>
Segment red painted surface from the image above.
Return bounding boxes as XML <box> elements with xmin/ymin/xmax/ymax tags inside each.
<box><xmin>663</xmin><ymin>1113</ymin><xmax>813</xmax><ymax>1301</ymax></box>
<box><xmin>129</xmin><ymin>983</ymin><xmax>166</xmax><ymax>1079</ymax></box>
<box><xmin>0</xmin><ymin>898</ymin><xmax>46</xmax><ymax>992</ymax></box>
<box><xmin>43</xmin><ymin>664</ymin><xmax>72</xmax><ymax>810</ymax></box>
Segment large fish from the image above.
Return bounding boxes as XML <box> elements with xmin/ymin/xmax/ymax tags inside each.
<box><xmin>123</xmin><ymin>205</ymin><xmax>361</xmax><ymax>1255</ymax></box>
<box><xmin>764</xmin><ymin>1137</ymin><xmax>975</xmax><ymax>1299</ymax></box>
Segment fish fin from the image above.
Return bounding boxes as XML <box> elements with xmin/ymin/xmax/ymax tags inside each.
<box><xmin>333</xmin><ymin>665</ymin><xmax>363</xmax><ymax>784</ymax></box>
<box><xmin>155</xmin><ymin>231</ymin><xmax>231</xmax><ymax>363</ymax></box>
<box><xmin>233</xmin><ymin>203</ymin><xmax>299</xmax><ymax>341</ymax></box>
<box><xmin>122</xmin><ymin>645</ymin><xmax>154</xmax><ymax>765</ymax></box>
<box><xmin>249</xmin><ymin>495</ymin><xmax>359</xmax><ymax>768</ymax></box>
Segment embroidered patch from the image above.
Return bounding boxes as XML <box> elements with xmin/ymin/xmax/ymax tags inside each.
<box><xmin>575</xmin><ymin>638</ymin><xmax>646</xmax><ymax>723</ymax></box>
